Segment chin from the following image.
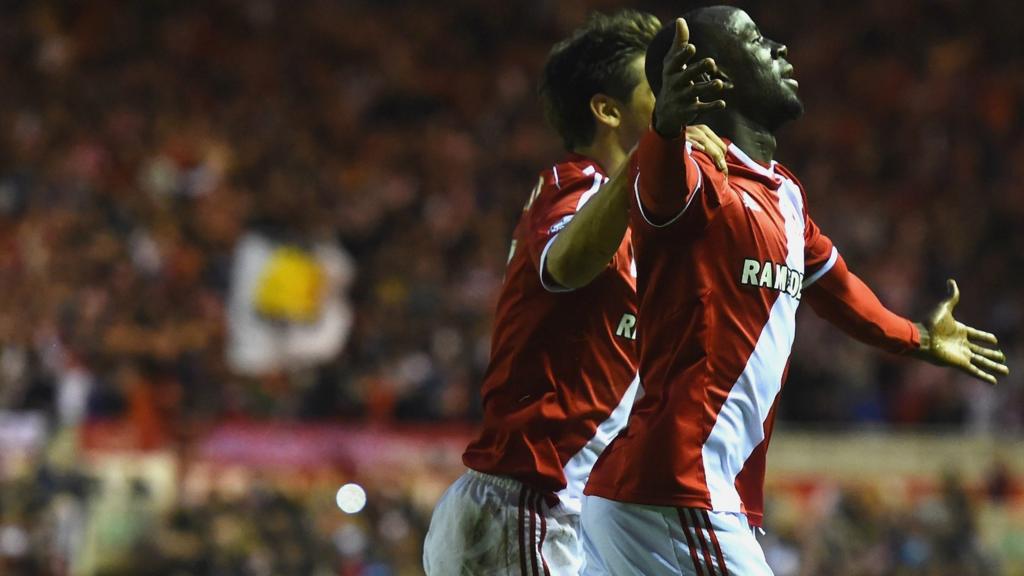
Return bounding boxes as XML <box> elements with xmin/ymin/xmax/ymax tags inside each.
<box><xmin>783</xmin><ymin>96</ymin><xmax>804</xmax><ymax>120</ymax></box>
<box><xmin>763</xmin><ymin>100</ymin><xmax>803</xmax><ymax>132</ymax></box>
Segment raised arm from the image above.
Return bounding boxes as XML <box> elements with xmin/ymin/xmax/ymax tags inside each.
<box><xmin>546</xmin><ymin>126</ymin><xmax>727</xmax><ymax>289</ymax></box>
<box><xmin>546</xmin><ymin>18</ymin><xmax>732</xmax><ymax>288</ymax></box>
<box><xmin>639</xmin><ymin>18</ymin><xmax>729</xmax><ymax>223</ymax></box>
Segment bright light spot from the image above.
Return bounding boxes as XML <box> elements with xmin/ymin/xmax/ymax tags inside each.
<box><xmin>336</xmin><ymin>483</ymin><xmax>367</xmax><ymax>514</ymax></box>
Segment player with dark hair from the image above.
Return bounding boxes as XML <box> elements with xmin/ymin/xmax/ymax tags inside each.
<box><xmin>423</xmin><ymin>10</ymin><xmax>728</xmax><ymax>575</ymax></box>
<box><xmin>581</xmin><ymin>8</ymin><xmax>1008</xmax><ymax>575</ymax></box>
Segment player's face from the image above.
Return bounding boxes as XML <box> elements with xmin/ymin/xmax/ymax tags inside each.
<box><xmin>619</xmin><ymin>56</ymin><xmax>656</xmax><ymax>150</ymax></box>
<box><xmin>714</xmin><ymin>9</ymin><xmax>803</xmax><ymax>131</ymax></box>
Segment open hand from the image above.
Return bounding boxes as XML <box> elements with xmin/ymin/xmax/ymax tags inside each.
<box><xmin>653</xmin><ymin>18</ymin><xmax>731</xmax><ymax>139</ymax></box>
<box><xmin>914</xmin><ymin>279</ymin><xmax>1008</xmax><ymax>385</ymax></box>
<box><xmin>685</xmin><ymin>124</ymin><xmax>728</xmax><ymax>173</ymax></box>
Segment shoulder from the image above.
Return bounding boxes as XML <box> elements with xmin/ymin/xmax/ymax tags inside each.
<box><xmin>691</xmin><ymin>148</ymin><xmax>727</xmax><ymax>187</ymax></box>
<box><xmin>772</xmin><ymin>161</ymin><xmax>810</xmax><ymax>206</ymax></box>
<box><xmin>550</xmin><ymin>159</ymin><xmax>604</xmax><ymax>189</ymax></box>
<box><xmin>530</xmin><ymin>159</ymin><xmax>605</xmax><ymax>212</ymax></box>
<box><xmin>772</xmin><ymin>162</ymin><xmax>804</xmax><ymax>191</ymax></box>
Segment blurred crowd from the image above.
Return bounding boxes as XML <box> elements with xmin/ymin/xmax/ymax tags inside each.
<box><xmin>762</xmin><ymin>473</ymin><xmax>1010</xmax><ymax>576</ymax></box>
<box><xmin>3</xmin><ymin>444</ymin><xmax>1018</xmax><ymax>576</ymax></box>
<box><xmin>0</xmin><ymin>0</ymin><xmax>1021</xmax><ymax>431</ymax></box>
<box><xmin>0</xmin><ymin>451</ymin><xmax>429</xmax><ymax>575</ymax></box>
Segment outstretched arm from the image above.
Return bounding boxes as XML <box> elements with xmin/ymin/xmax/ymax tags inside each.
<box><xmin>804</xmin><ymin>257</ymin><xmax>1008</xmax><ymax>384</ymax></box>
<box><xmin>546</xmin><ymin>125</ymin><xmax>727</xmax><ymax>289</ymax></box>
<box><xmin>802</xmin><ymin>253</ymin><xmax>919</xmax><ymax>354</ymax></box>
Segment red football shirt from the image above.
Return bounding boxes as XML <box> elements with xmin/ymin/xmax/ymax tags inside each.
<box><xmin>463</xmin><ymin>154</ymin><xmax>640</xmax><ymax>512</ymax></box>
<box><xmin>585</xmin><ymin>131</ymin><xmax>917</xmax><ymax>526</ymax></box>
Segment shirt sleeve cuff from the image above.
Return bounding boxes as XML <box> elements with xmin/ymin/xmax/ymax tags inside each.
<box><xmin>538</xmin><ymin>233</ymin><xmax>575</xmax><ymax>293</ymax></box>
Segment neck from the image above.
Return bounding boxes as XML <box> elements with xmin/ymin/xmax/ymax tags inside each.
<box><xmin>574</xmin><ymin>130</ymin><xmax>627</xmax><ymax>175</ymax></box>
<box><xmin>703</xmin><ymin>112</ymin><xmax>777</xmax><ymax>164</ymax></box>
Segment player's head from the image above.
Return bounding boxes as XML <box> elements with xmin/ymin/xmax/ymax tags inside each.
<box><xmin>540</xmin><ymin>10</ymin><xmax>661</xmax><ymax>152</ymax></box>
<box><xmin>647</xmin><ymin>6</ymin><xmax>802</xmax><ymax>132</ymax></box>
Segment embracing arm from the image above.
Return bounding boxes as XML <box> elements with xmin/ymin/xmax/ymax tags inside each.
<box><xmin>547</xmin><ymin>17</ymin><xmax>734</xmax><ymax>287</ymax></box>
<box><xmin>544</xmin><ymin>160</ymin><xmax>630</xmax><ymax>290</ymax></box>
<box><xmin>546</xmin><ymin>126</ymin><xmax>727</xmax><ymax>289</ymax></box>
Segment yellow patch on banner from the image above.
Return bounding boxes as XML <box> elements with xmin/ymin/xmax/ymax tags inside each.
<box><xmin>253</xmin><ymin>247</ymin><xmax>325</xmax><ymax>322</ymax></box>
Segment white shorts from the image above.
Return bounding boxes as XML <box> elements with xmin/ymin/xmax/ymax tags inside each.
<box><xmin>424</xmin><ymin>470</ymin><xmax>582</xmax><ymax>575</ymax></box>
<box><xmin>581</xmin><ymin>495</ymin><xmax>773</xmax><ymax>575</ymax></box>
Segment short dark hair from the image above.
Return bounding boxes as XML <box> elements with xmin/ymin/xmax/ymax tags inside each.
<box><xmin>540</xmin><ymin>10</ymin><xmax>661</xmax><ymax>150</ymax></box>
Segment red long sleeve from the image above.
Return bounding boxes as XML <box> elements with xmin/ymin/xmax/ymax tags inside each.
<box><xmin>635</xmin><ymin>130</ymin><xmax>698</xmax><ymax>223</ymax></box>
<box><xmin>803</xmin><ymin>254</ymin><xmax>920</xmax><ymax>354</ymax></box>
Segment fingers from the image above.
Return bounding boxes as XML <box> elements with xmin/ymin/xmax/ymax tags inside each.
<box><xmin>968</xmin><ymin>342</ymin><xmax>1006</xmax><ymax>363</ymax></box>
<box><xmin>971</xmin><ymin>352</ymin><xmax>1010</xmax><ymax>377</ymax></box>
<box><xmin>657</xmin><ymin>25</ymin><xmax>731</xmax><ymax>131</ymax></box>
<box><xmin>697</xmin><ymin>125</ymin><xmax>728</xmax><ymax>172</ymax></box>
<box><xmin>961</xmin><ymin>362</ymin><xmax>998</xmax><ymax>386</ymax></box>
<box><xmin>664</xmin><ymin>55</ymin><xmax>718</xmax><ymax>88</ymax></box>
<box><xmin>961</xmin><ymin>322</ymin><xmax>999</xmax><ymax>345</ymax></box>
<box><xmin>675</xmin><ymin>18</ymin><xmax>690</xmax><ymax>46</ymax></box>
<box><xmin>685</xmin><ymin>125</ymin><xmax>728</xmax><ymax>173</ymax></box>
<box><xmin>698</xmin><ymin>124</ymin><xmax>728</xmax><ymax>153</ymax></box>
<box><xmin>679</xmin><ymin>58</ymin><xmax>719</xmax><ymax>83</ymax></box>
<box><xmin>664</xmin><ymin>19</ymin><xmax>694</xmax><ymax>73</ymax></box>
<box><xmin>677</xmin><ymin>79</ymin><xmax>730</xmax><ymax>109</ymax></box>
<box><xmin>685</xmin><ymin>127</ymin><xmax>707</xmax><ymax>149</ymax></box>
<box><xmin>689</xmin><ymin>78</ymin><xmax>728</xmax><ymax>92</ymax></box>
<box><xmin>690</xmin><ymin>99</ymin><xmax>727</xmax><ymax>115</ymax></box>
<box><xmin>665</xmin><ymin>43</ymin><xmax>697</xmax><ymax>75</ymax></box>
<box><xmin>663</xmin><ymin>74</ymin><xmax>729</xmax><ymax>111</ymax></box>
<box><xmin>947</xmin><ymin>279</ymin><xmax>960</xmax><ymax>307</ymax></box>
<box><xmin>929</xmin><ymin>279</ymin><xmax>960</xmax><ymax>326</ymax></box>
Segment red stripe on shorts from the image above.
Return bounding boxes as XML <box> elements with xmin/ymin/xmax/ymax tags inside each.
<box><xmin>702</xmin><ymin>510</ymin><xmax>730</xmax><ymax>576</ymax></box>
<box><xmin>688</xmin><ymin>509</ymin><xmax>718</xmax><ymax>576</ymax></box>
<box><xmin>528</xmin><ymin>490</ymin><xmax>539</xmax><ymax>576</ymax></box>
<box><xmin>677</xmin><ymin>508</ymin><xmax>707</xmax><ymax>576</ymax></box>
<box><xmin>518</xmin><ymin>486</ymin><xmax>529</xmax><ymax>575</ymax></box>
<box><xmin>535</xmin><ymin>493</ymin><xmax>550</xmax><ymax>576</ymax></box>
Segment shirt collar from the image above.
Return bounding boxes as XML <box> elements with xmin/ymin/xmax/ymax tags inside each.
<box><xmin>727</xmin><ymin>142</ymin><xmax>777</xmax><ymax>179</ymax></box>
<box><xmin>564</xmin><ymin>152</ymin><xmax>606</xmax><ymax>175</ymax></box>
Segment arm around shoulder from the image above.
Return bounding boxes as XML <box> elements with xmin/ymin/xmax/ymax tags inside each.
<box><xmin>544</xmin><ymin>163</ymin><xmax>631</xmax><ymax>289</ymax></box>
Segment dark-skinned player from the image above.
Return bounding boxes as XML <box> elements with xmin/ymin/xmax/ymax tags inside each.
<box><xmin>581</xmin><ymin>8</ymin><xmax>1008</xmax><ymax>575</ymax></box>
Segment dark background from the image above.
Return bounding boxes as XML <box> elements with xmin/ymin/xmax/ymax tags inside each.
<box><xmin>0</xmin><ymin>1</ymin><xmax>1021</xmax><ymax>574</ymax></box>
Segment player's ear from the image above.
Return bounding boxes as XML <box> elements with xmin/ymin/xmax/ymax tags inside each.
<box><xmin>590</xmin><ymin>93</ymin><xmax>622</xmax><ymax>130</ymax></box>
